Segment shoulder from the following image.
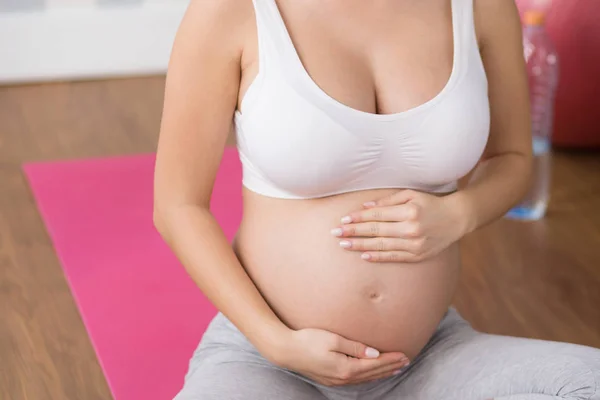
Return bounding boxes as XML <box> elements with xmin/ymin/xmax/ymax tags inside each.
<box><xmin>176</xmin><ymin>0</ymin><xmax>255</xmax><ymax>55</ymax></box>
<box><xmin>184</xmin><ymin>0</ymin><xmax>254</xmax><ymax>26</ymax></box>
<box><xmin>473</xmin><ymin>0</ymin><xmax>522</xmax><ymax>51</ymax></box>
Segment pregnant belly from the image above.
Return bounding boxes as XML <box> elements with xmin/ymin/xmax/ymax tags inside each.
<box><xmin>234</xmin><ymin>188</ymin><xmax>461</xmax><ymax>359</ymax></box>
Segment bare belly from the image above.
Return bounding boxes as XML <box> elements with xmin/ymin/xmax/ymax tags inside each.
<box><xmin>233</xmin><ymin>188</ymin><xmax>461</xmax><ymax>359</ymax></box>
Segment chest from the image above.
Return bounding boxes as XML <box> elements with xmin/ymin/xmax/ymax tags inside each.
<box><xmin>241</xmin><ymin>0</ymin><xmax>455</xmax><ymax>116</ymax></box>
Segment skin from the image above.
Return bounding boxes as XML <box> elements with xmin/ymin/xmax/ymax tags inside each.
<box><xmin>154</xmin><ymin>0</ymin><xmax>531</xmax><ymax>388</ymax></box>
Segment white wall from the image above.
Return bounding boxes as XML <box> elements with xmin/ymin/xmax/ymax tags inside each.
<box><xmin>0</xmin><ymin>0</ymin><xmax>188</xmax><ymax>83</ymax></box>
<box><xmin>0</xmin><ymin>0</ymin><xmax>165</xmax><ymax>14</ymax></box>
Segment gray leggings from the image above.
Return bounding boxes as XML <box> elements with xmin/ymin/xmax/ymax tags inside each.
<box><xmin>174</xmin><ymin>308</ymin><xmax>600</xmax><ymax>400</ymax></box>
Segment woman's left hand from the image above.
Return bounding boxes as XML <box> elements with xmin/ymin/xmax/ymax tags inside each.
<box><xmin>330</xmin><ymin>190</ymin><xmax>471</xmax><ymax>263</ymax></box>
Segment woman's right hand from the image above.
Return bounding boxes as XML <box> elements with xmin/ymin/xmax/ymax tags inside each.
<box><xmin>270</xmin><ymin>328</ymin><xmax>410</xmax><ymax>387</ymax></box>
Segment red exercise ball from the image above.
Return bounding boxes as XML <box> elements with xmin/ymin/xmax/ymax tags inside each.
<box><xmin>516</xmin><ymin>0</ymin><xmax>600</xmax><ymax>148</ymax></box>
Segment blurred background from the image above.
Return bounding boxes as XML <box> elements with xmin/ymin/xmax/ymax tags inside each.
<box><xmin>1</xmin><ymin>1</ymin><xmax>599</xmax><ymax>399</ymax></box>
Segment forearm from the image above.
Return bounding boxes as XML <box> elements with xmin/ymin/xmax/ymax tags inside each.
<box><xmin>453</xmin><ymin>152</ymin><xmax>532</xmax><ymax>234</ymax></box>
<box><xmin>154</xmin><ymin>205</ymin><xmax>289</xmax><ymax>358</ymax></box>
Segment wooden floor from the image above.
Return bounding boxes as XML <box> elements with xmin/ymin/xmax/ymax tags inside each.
<box><xmin>1</xmin><ymin>77</ymin><xmax>599</xmax><ymax>400</ymax></box>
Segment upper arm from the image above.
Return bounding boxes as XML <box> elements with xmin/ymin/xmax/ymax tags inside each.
<box><xmin>475</xmin><ymin>0</ymin><xmax>532</xmax><ymax>160</ymax></box>
<box><xmin>154</xmin><ymin>0</ymin><xmax>252</xmax><ymax>212</ymax></box>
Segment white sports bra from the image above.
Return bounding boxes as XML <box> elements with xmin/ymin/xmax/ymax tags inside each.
<box><xmin>234</xmin><ymin>0</ymin><xmax>490</xmax><ymax>199</ymax></box>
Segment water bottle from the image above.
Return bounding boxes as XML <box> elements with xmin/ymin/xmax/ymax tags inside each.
<box><xmin>506</xmin><ymin>8</ymin><xmax>559</xmax><ymax>221</ymax></box>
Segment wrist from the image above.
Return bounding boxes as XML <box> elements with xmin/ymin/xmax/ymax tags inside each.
<box><xmin>249</xmin><ymin>319</ymin><xmax>294</xmax><ymax>365</ymax></box>
<box><xmin>447</xmin><ymin>190</ymin><xmax>477</xmax><ymax>236</ymax></box>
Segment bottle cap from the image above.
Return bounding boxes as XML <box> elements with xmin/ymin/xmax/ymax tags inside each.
<box><xmin>524</xmin><ymin>10</ymin><xmax>546</xmax><ymax>26</ymax></box>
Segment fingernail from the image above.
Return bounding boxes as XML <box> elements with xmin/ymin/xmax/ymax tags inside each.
<box><xmin>365</xmin><ymin>347</ymin><xmax>379</xmax><ymax>358</ymax></box>
<box><xmin>363</xmin><ymin>201</ymin><xmax>376</xmax><ymax>208</ymax></box>
<box><xmin>361</xmin><ymin>253</ymin><xmax>371</xmax><ymax>260</ymax></box>
<box><xmin>393</xmin><ymin>369</ymin><xmax>403</xmax><ymax>375</ymax></box>
<box><xmin>340</xmin><ymin>216</ymin><xmax>352</xmax><ymax>224</ymax></box>
<box><xmin>330</xmin><ymin>228</ymin><xmax>343</xmax><ymax>237</ymax></box>
<box><xmin>339</xmin><ymin>240</ymin><xmax>352</xmax><ymax>249</ymax></box>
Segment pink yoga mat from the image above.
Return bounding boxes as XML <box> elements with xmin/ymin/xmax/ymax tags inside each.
<box><xmin>23</xmin><ymin>149</ymin><xmax>243</xmax><ymax>400</ymax></box>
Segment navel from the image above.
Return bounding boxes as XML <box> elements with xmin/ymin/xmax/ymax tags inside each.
<box><xmin>368</xmin><ymin>290</ymin><xmax>384</xmax><ymax>303</ymax></box>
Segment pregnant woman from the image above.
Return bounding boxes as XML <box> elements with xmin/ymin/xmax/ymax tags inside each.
<box><xmin>154</xmin><ymin>0</ymin><xmax>600</xmax><ymax>399</ymax></box>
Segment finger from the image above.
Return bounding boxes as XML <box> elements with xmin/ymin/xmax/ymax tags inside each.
<box><xmin>343</xmin><ymin>352</ymin><xmax>407</xmax><ymax>376</ymax></box>
<box><xmin>376</xmin><ymin>190</ymin><xmax>418</xmax><ymax>207</ymax></box>
<box><xmin>351</xmin><ymin>367</ymin><xmax>406</xmax><ymax>384</ymax></box>
<box><xmin>304</xmin><ymin>374</ymin><xmax>342</xmax><ymax>388</ymax></box>
<box><xmin>361</xmin><ymin>251</ymin><xmax>423</xmax><ymax>263</ymax></box>
<box><xmin>334</xmin><ymin>220</ymin><xmax>422</xmax><ymax>239</ymax></box>
<box><xmin>324</xmin><ymin>378</ymin><xmax>352</xmax><ymax>387</ymax></box>
<box><xmin>333</xmin><ymin>221</ymin><xmax>420</xmax><ymax>238</ymax></box>
<box><xmin>331</xmin><ymin>336</ymin><xmax>381</xmax><ymax>359</ymax></box>
<box><xmin>365</xmin><ymin>190</ymin><xmax>418</xmax><ymax>208</ymax></box>
<box><xmin>338</xmin><ymin>237</ymin><xmax>419</xmax><ymax>253</ymax></box>
<box><xmin>351</xmin><ymin>368</ymin><xmax>404</xmax><ymax>384</ymax></box>
<box><xmin>332</xmin><ymin>222</ymin><xmax>396</xmax><ymax>238</ymax></box>
<box><xmin>353</xmin><ymin>358</ymin><xmax>410</xmax><ymax>381</ymax></box>
<box><xmin>341</xmin><ymin>204</ymin><xmax>418</xmax><ymax>224</ymax></box>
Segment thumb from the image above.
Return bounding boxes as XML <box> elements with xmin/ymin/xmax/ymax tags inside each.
<box><xmin>333</xmin><ymin>336</ymin><xmax>380</xmax><ymax>359</ymax></box>
<box><xmin>367</xmin><ymin>189</ymin><xmax>417</xmax><ymax>208</ymax></box>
